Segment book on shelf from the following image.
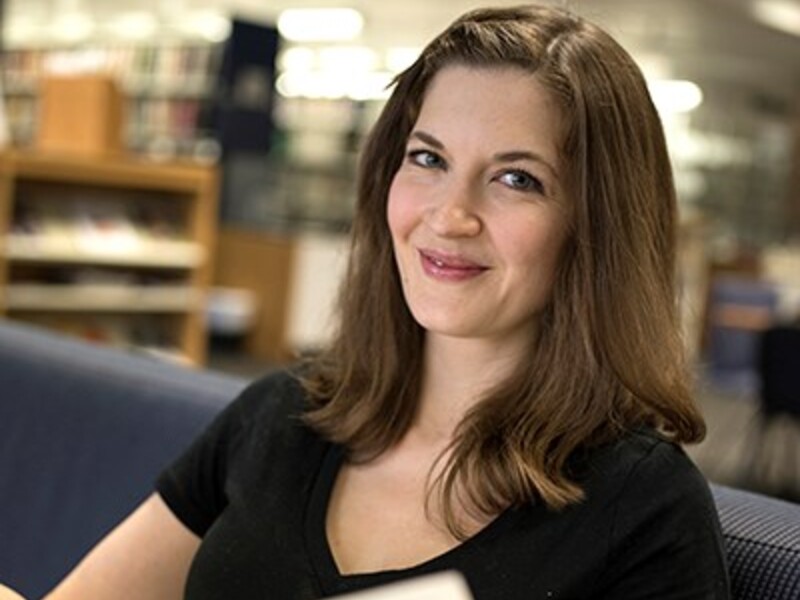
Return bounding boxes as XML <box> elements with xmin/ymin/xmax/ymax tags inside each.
<box><xmin>5</xmin><ymin>264</ymin><xmax>201</xmax><ymax>312</ymax></box>
<box><xmin>328</xmin><ymin>572</ymin><xmax>474</xmax><ymax>600</ymax></box>
<box><xmin>1</xmin><ymin>43</ymin><xmax>219</xmax><ymax>153</ymax></box>
<box><xmin>5</xmin><ymin>235</ymin><xmax>204</xmax><ymax>268</ymax></box>
<box><xmin>5</xmin><ymin>283</ymin><xmax>202</xmax><ymax>312</ymax></box>
<box><xmin>7</xmin><ymin>194</ymin><xmax>204</xmax><ymax>267</ymax></box>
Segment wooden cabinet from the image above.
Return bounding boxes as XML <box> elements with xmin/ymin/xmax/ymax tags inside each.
<box><xmin>213</xmin><ymin>226</ymin><xmax>295</xmax><ymax>363</ymax></box>
<box><xmin>0</xmin><ymin>149</ymin><xmax>218</xmax><ymax>364</ymax></box>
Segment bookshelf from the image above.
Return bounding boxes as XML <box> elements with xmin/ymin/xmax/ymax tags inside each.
<box><xmin>0</xmin><ymin>149</ymin><xmax>219</xmax><ymax>364</ymax></box>
<box><xmin>1</xmin><ymin>44</ymin><xmax>220</xmax><ymax>157</ymax></box>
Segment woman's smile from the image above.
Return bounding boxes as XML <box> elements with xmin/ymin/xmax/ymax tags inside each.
<box><xmin>418</xmin><ymin>248</ymin><xmax>490</xmax><ymax>282</ymax></box>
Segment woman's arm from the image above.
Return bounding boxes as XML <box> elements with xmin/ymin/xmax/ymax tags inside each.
<box><xmin>0</xmin><ymin>583</ymin><xmax>26</xmax><ymax>600</ymax></box>
<box><xmin>44</xmin><ymin>493</ymin><xmax>200</xmax><ymax>600</ymax></box>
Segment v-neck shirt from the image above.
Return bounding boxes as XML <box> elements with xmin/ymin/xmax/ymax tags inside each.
<box><xmin>155</xmin><ymin>370</ymin><xmax>730</xmax><ymax>600</ymax></box>
<box><xmin>305</xmin><ymin>443</ymin><xmax>520</xmax><ymax>596</ymax></box>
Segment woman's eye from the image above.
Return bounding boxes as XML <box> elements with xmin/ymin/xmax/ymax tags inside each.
<box><xmin>407</xmin><ymin>150</ymin><xmax>445</xmax><ymax>170</ymax></box>
<box><xmin>498</xmin><ymin>170</ymin><xmax>545</xmax><ymax>194</ymax></box>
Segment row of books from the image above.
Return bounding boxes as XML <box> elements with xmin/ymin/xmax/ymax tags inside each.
<box><xmin>4</xmin><ymin>92</ymin><xmax>212</xmax><ymax>152</ymax></box>
<box><xmin>9</xmin><ymin>197</ymin><xmax>203</xmax><ymax>268</ymax></box>
<box><xmin>2</xmin><ymin>45</ymin><xmax>218</xmax><ymax>97</ymax></box>
<box><xmin>1</xmin><ymin>44</ymin><xmax>220</xmax><ymax>154</ymax></box>
<box><xmin>5</xmin><ymin>281</ymin><xmax>201</xmax><ymax>312</ymax></box>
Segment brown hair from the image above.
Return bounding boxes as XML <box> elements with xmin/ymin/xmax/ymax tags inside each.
<box><xmin>302</xmin><ymin>4</ymin><xmax>705</xmax><ymax>537</ymax></box>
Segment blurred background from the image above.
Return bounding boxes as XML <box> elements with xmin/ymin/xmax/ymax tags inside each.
<box><xmin>0</xmin><ymin>0</ymin><xmax>798</xmax><ymax>500</ymax></box>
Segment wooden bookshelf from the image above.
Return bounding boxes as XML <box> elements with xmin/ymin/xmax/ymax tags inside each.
<box><xmin>4</xmin><ymin>283</ymin><xmax>201</xmax><ymax>312</ymax></box>
<box><xmin>6</xmin><ymin>235</ymin><xmax>203</xmax><ymax>267</ymax></box>
<box><xmin>0</xmin><ymin>149</ymin><xmax>219</xmax><ymax>364</ymax></box>
<box><xmin>1</xmin><ymin>44</ymin><xmax>218</xmax><ymax>155</ymax></box>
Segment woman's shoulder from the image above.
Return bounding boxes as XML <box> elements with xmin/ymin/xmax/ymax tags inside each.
<box><xmin>232</xmin><ymin>367</ymin><xmax>308</xmax><ymax>410</ymax></box>
<box><xmin>577</xmin><ymin>427</ymin><xmax>711</xmax><ymax>503</ymax></box>
<box><xmin>574</xmin><ymin>427</ymin><xmax>718</xmax><ymax>528</ymax></box>
<box><xmin>219</xmin><ymin>367</ymin><xmax>314</xmax><ymax>439</ymax></box>
<box><xmin>580</xmin><ymin>431</ymin><xmax>729</xmax><ymax>596</ymax></box>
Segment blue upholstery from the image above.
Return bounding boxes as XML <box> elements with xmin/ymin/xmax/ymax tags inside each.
<box><xmin>0</xmin><ymin>320</ymin><xmax>247</xmax><ymax>598</ymax></box>
<box><xmin>712</xmin><ymin>485</ymin><xmax>800</xmax><ymax>599</ymax></box>
<box><xmin>0</xmin><ymin>320</ymin><xmax>799</xmax><ymax>599</ymax></box>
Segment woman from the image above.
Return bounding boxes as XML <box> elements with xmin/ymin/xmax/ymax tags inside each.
<box><xmin>45</xmin><ymin>5</ymin><xmax>729</xmax><ymax>599</ymax></box>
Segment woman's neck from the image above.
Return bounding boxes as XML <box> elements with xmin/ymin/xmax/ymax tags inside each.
<box><xmin>412</xmin><ymin>333</ymin><xmax>528</xmax><ymax>443</ymax></box>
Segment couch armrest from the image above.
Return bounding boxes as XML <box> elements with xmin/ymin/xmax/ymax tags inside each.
<box><xmin>0</xmin><ymin>321</ymin><xmax>248</xmax><ymax>599</ymax></box>
<box><xmin>712</xmin><ymin>484</ymin><xmax>800</xmax><ymax>599</ymax></box>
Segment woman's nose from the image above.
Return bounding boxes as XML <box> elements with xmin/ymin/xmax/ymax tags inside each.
<box><xmin>424</xmin><ymin>183</ymin><xmax>482</xmax><ymax>238</ymax></box>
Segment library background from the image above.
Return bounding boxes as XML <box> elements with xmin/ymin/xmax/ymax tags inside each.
<box><xmin>0</xmin><ymin>0</ymin><xmax>799</xmax><ymax>497</ymax></box>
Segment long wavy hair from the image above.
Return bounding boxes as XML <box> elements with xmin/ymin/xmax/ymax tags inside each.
<box><xmin>302</xmin><ymin>4</ymin><xmax>705</xmax><ymax>538</ymax></box>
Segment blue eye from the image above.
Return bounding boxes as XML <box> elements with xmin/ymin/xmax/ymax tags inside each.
<box><xmin>408</xmin><ymin>149</ymin><xmax>446</xmax><ymax>170</ymax></box>
<box><xmin>499</xmin><ymin>170</ymin><xmax>545</xmax><ymax>194</ymax></box>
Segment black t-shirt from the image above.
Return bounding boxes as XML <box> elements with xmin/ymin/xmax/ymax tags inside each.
<box><xmin>155</xmin><ymin>371</ymin><xmax>730</xmax><ymax>599</ymax></box>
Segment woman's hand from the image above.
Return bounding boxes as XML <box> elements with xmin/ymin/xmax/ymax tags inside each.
<box><xmin>0</xmin><ymin>583</ymin><xmax>26</xmax><ymax>600</ymax></box>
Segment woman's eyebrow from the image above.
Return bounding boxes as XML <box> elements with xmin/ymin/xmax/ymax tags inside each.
<box><xmin>409</xmin><ymin>130</ymin><xmax>445</xmax><ymax>149</ymax></box>
<box><xmin>493</xmin><ymin>150</ymin><xmax>558</xmax><ymax>179</ymax></box>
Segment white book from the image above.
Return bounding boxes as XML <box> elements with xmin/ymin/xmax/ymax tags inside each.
<box><xmin>327</xmin><ymin>571</ymin><xmax>474</xmax><ymax>600</ymax></box>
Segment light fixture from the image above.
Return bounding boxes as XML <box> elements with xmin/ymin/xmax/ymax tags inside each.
<box><xmin>648</xmin><ymin>80</ymin><xmax>704</xmax><ymax>114</ymax></box>
<box><xmin>752</xmin><ymin>0</ymin><xmax>800</xmax><ymax>36</ymax></box>
<box><xmin>4</xmin><ymin>16</ymin><xmax>44</xmax><ymax>45</ymax></box>
<box><xmin>346</xmin><ymin>71</ymin><xmax>394</xmax><ymax>101</ymax></box>
<box><xmin>385</xmin><ymin>47</ymin><xmax>421</xmax><ymax>73</ymax></box>
<box><xmin>276</xmin><ymin>70</ymin><xmax>393</xmax><ymax>101</ymax></box>
<box><xmin>105</xmin><ymin>12</ymin><xmax>158</xmax><ymax>40</ymax></box>
<box><xmin>176</xmin><ymin>10</ymin><xmax>231</xmax><ymax>42</ymax></box>
<box><xmin>318</xmin><ymin>46</ymin><xmax>378</xmax><ymax>73</ymax></box>
<box><xmin>279</xmin><ymin>47</ymin><xmax>317</xmax><ymax>72</ymax></box>
<box><xmin>277</xmin><ymin>8</ymin><xmax>364</xmax><ymax>42</ymax></box>
<box><xmin>51</xmin><ymin>12</ymin><xmax>95</xmax><ymax>43</ymax></box>
<box><xmin>276</xmin><ymin>72</ymin><xmax>348</xmax><ymax>99</ymax></box>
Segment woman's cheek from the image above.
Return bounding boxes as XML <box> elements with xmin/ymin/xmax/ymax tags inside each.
<box><xmin>386</xmin><ymin>176</ymin><xmax>420</xmax><ymax>238</ymax></box>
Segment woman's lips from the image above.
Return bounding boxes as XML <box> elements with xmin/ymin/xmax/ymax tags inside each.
<box><xmin>418</xmin><ymin>248</ymin><xmax>489</xmax><ymax>282</ymax></box>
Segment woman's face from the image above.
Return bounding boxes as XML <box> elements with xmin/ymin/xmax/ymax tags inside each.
<box><xmin>387</xmin><ymin>65</ymin><xmax>568</xmax><ymax>354</ymax></box>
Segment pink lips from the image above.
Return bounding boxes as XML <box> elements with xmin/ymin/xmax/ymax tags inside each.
<box><xmin>418</xmin><ymin>248</ymin><xmax>488</xmax><ymax>282</ymax></box>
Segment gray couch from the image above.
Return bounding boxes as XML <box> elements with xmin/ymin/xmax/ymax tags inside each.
<box><xmin>0</xmin><ymin>320</ymin><xmax>798</xmax><ymax>599</ymax></box>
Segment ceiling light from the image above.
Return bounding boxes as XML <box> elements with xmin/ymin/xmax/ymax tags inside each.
<box><xmin>276</xmin><ymin>70</ymin><xmax>393</xmax><ymax>101</ymax></box>
<box><xmin>753</xmin><ymin>0</ymin><xmax>800</xmax><ymax>36</ymax></box>
<box><xmin>4</xmin><ymin>16</ymin><xmax>45</xmax><ymax>45</ymax></box>
<box><xmin>279</xmin><ymin>47</ymin><xmax>317</xmax><ymax>72</ymax></box>
<box><xmin>105</xmin><ymin>12</ymin><xmax>158</xmax><ymax>40</ymax></box>
<box><xmin>318</xmin><ymin>46</ymin><xmax>378</xmax><ymax>73</ymax></box>
<box><xmin>649</xmin><ymin>80</ymin><xmax>703</xmax><ymax>114</ymax></box>
<box><xmin>277</xmin><ymin>8</ymin><xmax>364</xmax><ymax>42</ymax></box>
<box><xmin>386</xmin><ymin>47</ymin><xmax>421</xmax><ymax>73</ymax></box>
<box><xmin>51</xmin><ymin>12</ymin><xmax>95</xmax><ymax>43</ymax></box>
<box><xmin>276</xmin><ymin>72</ymin><xmax>349</xmax><ymax>99</ymax></box>
<box><xmin>177</xmin><ymin>10</ymin><xmax>231</xmax><ymax>42</ymax></box>
<box><xmin>347</xmin><ymin>71</ymin><xmax>394</xmax><ymax>101</ymax></box>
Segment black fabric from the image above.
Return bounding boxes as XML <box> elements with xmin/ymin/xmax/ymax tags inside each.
<box><xmin>156</xmin><ymin>371</ymin><xmax>730</xmax><ymax>600</ymax></box>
